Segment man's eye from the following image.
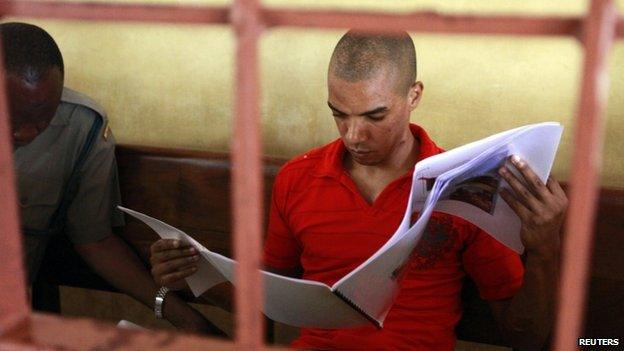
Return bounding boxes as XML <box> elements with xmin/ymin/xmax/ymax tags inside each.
<box><xmin>368</xmin><ymin>115</ymin><xmax>385</xmax><ymax>121</ymax></box>
<box><xmin>332</xmin><ymin>114</ymin><xmax>346</xmax><ymax>119</ymax></box>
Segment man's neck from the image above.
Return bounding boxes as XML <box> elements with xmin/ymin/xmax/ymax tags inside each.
<box><xmin>344</xmin><ymin>129</ymin><xmax>420</xmax><ymax>203</ymax></box>
<box><xmin>346</xmin><ymin>129</ymin><xmax>419</xmax><ymax>176</ymax></box>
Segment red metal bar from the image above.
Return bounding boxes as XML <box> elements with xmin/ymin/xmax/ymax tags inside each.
<box><xmin>0</xmin><ymin>42</ymin><xmax>29</xmax><ymax>335</ymax></box>
<box><xmin>1</xmin><ymin>313</ymin><xmax>294</xmax><ymax>350</ymax></box>
<box><xmin>262</xmin><ymin>9</ymin><xmax>585</xmax><ymax>37</ymax></box>
<box><xmin>553</xmin><ymin>1</ymin><xmax>618</xmax><ymax>350</ymax></box>
<box><xmin>4</xmin><ymin>0</ymin><xmax>624</xmax><ymax>40</ymax></box>
<box><xmin>1</xmin><ymin>0</ymin><xmax>623</xmax><ymax>42</ymax></box>
<box><xmin>0</xmin><ymin>0</ymin><xmax>229</xmax><ymax>25</ymax></box>
<box><xmin>2</xmin><ymin>314</ymin><xmax>239</xmax><ymax>351</ymax></box>
<box><xmin>231</xmin><ymin>0</ymin><xmax>264</xmax><ymax>349</ymax></box>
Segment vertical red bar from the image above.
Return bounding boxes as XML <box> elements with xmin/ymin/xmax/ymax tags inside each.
<box><xmin>553</xmin><ymin>0</ymin><xmax>617</xmax><ymax>350</ymax></box>
<box><xmin>231</xmin><ymin>0</ymin><xmax>264</xmax><ymax>349</ymax></box>
<box><xmin>0</xmin><ymin>42</ymin><xmax>30</xmax><ymax>332</ymax></box>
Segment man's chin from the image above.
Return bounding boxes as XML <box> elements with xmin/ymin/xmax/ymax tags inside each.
<box><xmin>12</xmin><ymin>140</ymin><xmax>30</xmax><ymax>149</ymax></box>
<box><xmin>350</xmin><ymin>153</ymin><xmax>381</xmax><ymax>166</ymax></box>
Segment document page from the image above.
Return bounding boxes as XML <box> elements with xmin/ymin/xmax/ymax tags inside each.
<box><xmin>117</xmin><ymin>207</ymin><xmax>227</xmax><ymax>296</ymax></box>
<box><xmin>201</xmin><ymin>248</ymin><xmax>368</xmax><ymax>328</ymax></box>
<box><xmin>118</xmin><ymin>207</ymin><xmax>368</xmax><ymax>328</ymax></box>
<box><xmin>330</xmin><ymin>122</ymin><xmax>563</xmax><ymax>323</ymax></box>
<box><xmin>408</xmin><ymin>122</ymin><xmax>563</xmax><ymax>253</ymax></box>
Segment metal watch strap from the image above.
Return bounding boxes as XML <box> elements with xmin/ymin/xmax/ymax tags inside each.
<box><xmin>154</xmin><ymin>286</ymin><xmax>170</xmax><ymax>319</ymax></box>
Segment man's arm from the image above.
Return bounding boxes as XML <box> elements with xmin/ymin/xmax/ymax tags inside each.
<box><xmin>489</xmin><ymin>255</ymin><xmax>558</xmax><ymax>350</ymax></box>
<box><xmin>75</xmin><ymin>232</ymin><xmax>226</xmax><ymax>336</ymax></box>
<box><xmin>150</xmin><ymin>168</ymin><xmax>302</xmax><ymax>321</ymax></box>
<box><xmin>490</xmin><ymin>155</ymin><xmax>567</xmax><ymax>350</ymax></box>
<box><xmin>150</xmin><ymin>238</ymin><xmax>301</xmax><ymax>315</ymax></box>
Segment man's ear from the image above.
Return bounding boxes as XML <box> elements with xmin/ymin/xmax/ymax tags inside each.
<box><xmin>408</xmin><ymin>81</ymin><xmax>424</xmax><ymax>111</ymax></box>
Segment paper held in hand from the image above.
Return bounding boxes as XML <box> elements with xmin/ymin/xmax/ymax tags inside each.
<box><xmin>118</xmin><ymin>121</ymin><xmax>563</xmax><ymax>329</ymax></box>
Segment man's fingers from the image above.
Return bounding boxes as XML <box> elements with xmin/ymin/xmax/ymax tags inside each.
<box><xmin>153</xmin><ymin>246</ymin><xmax>196</xmax><ymax>264</ymax></box>
<box><xmin>152</xmin><ymin>255</ymin><xmax>199</xmax><ymax>275</ymax></box>
<box><xmin>159</xmin><ymin>266</ymin><xmax>198</xmax><ymax>286</ymax></box>
<box><xmin>499</xmin><ymin>188</ymin><xmax>531</xmax><ymax>220</ymax></box>
<box><xmin>509</xmin><ymin>155</ymin><xmax>551</xmax><ymax>201</ymax></box>
<box><xmin>499</xmin><ymin>162</ymin><xmax>541</xmax><ymax>213</ymax></box>
<box><xmin>151</xmin><ymin>259</ymin><xmax>199</xmax><ymax>286</ymax></box>
<box><xmin>151</xmin><ymin>239</ymin><xmax>185</xmax><ymax>254</ymax></box>
<box><xmin>546</xmin><ymin>175</ymin><xmax>567</xmax><ymax>201</ymax></box>
<box><xmin>150</xmin><ymin>239</ymin><xmax>196</xmax><ymax>265</ymax></box>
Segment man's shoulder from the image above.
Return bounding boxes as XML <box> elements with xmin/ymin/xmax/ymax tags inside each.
<box><xmin>58</xmin><ymin>88</ymin><xmax>115</xmax><ymax>147</ymax></box>
<box><xmin>278</xmin><ymin>140</ymin><xmax>340</xmax><ymax>179</ymax></box>
<box><xmin>61</xmin><ymin>87</ymin><xmax>107</xmax><ymax>119</ymax></box>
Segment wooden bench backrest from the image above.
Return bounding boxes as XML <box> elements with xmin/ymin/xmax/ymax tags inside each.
<box><xmin>116</xmin><ymin>145</ymin><xmax>283</xmax><ymax>258</ymax></box>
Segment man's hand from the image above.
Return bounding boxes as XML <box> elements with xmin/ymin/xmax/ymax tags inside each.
<box><xmin>77</xmin><ymin>235</ymin><xmax>226</xmax><ymax>336</ymax></box>
<box><xmin>492</xmin><ymin>155</ymin><xmax>568</xmax><ymax>350</ymax></box>
<box><xmin>498</xmin><ymin>155</ymin><xmax>568</xmax><ymax>257</ymax></box>
<box><xmin>150</xmin><ymin>239</ymin><xmax>200</xmax><ymax>290</ymax></box>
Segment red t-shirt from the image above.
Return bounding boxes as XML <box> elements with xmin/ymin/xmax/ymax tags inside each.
<box><xmin>263</xmin><ymin>124</ymin><xmax>524</xmax><ymax>351</ymax></box>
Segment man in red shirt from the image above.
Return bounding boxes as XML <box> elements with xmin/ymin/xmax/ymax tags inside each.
<box><xmin>149</xmin><ymin>31</ymin><xmax>567</xmax><ymax>350</ymax></box>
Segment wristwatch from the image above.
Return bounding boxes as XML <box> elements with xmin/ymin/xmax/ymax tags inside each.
<box><xmin>154</xmin><ymin>286</ymin><xmax>170</xmax><ymax>319</ymax></box>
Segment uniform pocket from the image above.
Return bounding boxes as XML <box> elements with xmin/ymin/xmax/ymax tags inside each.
<box><xmin>18</xmin><ymin>174</ymin><xmax>63</xmax><ymax>230</ymax></box>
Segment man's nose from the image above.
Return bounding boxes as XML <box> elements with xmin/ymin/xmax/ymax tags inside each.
<box><xmin>344</xmin><ymin>119</ymin><xmax>367</xmax><ymax>146</ymax></box>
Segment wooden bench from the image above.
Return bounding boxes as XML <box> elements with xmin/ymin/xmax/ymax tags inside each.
<box><xmin>32</xmin><ymin>144</ymin><xmax>624</xmax><ymax>346</ymax></box>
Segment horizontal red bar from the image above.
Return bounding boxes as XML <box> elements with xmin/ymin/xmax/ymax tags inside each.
<box><xmin>262</xmin><ymin>9</ymin><xmax>584</xmax><ymax>37</ymax></box>
<box><xmin>1</xmin><ymin>313</ymin><xmax>237</xmax><ymax>350</ymax></box>
<box><xmin>1</xmin><ymin>0</ymin><xmax>623</xmax><ymax>39</ymax></box>
<box><xmin>0</xmin><ymin>1</ymin><xmax>229</xmax><ymax>25</ymax></box>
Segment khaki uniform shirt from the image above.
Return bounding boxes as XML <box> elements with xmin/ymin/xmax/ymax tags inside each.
<box><xmin>14</xmin><ymin>87</ymin><xmax>124</xmax><ymax>282</ymax></box>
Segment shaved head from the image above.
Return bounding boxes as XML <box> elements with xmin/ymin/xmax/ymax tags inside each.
<box><xmin>329</xmin><ymin>30</ymin><xmax>416</xmax><ymax>94</ymax></box>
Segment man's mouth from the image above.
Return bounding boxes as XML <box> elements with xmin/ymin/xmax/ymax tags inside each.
<box><xmin>349</xmin><ymin>149</ymin><xmax>372</xmax><ymax>158</ymax></box>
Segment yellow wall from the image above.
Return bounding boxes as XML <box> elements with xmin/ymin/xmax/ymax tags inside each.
<box><xmin>6</xmin><ymin>0</ymin><xmax>624</xmax><ymax>187</ymax></box>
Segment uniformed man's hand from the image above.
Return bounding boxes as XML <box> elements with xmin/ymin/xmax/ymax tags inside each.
<box><xmin>149</xmin><ymin>239</ymin><xmax>199</xmax><ymax>290</ymax></box>
<box><xmin>498</xmin><ymin>155</ymin><xmax>568</xmax><ymax>258</ymax></box>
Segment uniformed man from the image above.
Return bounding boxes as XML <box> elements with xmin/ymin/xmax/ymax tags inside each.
<box><xmin>2</xmin><ymin>22</ymin><xmax>223</xmax><ymax>334</ymax></box>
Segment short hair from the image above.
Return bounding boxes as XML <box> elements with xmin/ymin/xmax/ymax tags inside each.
<box><xmin>329</xmin><ymin>30</ymin><xmax>416</xmax><ymax>94</ymax></box>
<box><xmin>0</xmin><ymin>22</ymin><xmax>64</xmax><ymax>83</ymax></box>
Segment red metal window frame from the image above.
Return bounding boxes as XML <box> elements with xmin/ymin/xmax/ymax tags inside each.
<box><xmin>0</xmin><ymin>0</ymin><xmax>622</xmax><ymax>349</ymax></box>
